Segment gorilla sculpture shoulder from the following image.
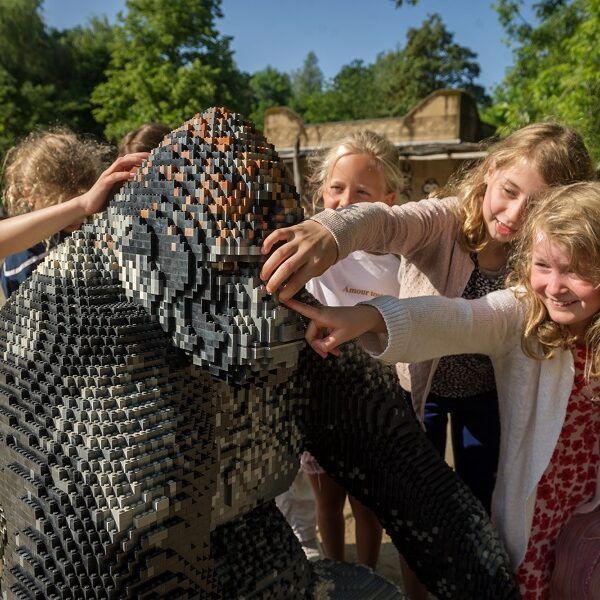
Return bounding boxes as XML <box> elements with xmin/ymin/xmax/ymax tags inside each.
<box><xmin>0</xmin><ymin>108</ymin><xmax>518</xmax><ymax>599</ymax></box>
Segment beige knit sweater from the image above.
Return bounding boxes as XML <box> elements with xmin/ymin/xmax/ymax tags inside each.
<box><xmin>312</xmin><ymin>196</ymin><xmax>475</xmax><ymax>417</ymax></box>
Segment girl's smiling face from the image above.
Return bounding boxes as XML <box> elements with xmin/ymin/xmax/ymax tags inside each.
<box><xmin>323</xmin><ymin>153</ymin><xmax>395</xmax><ymax>210</ymax></box>
<box><xmin>530</xmin><ymin>233</ymin><xmax>600</xmax><ymax>339</ymax></box>
<box><xmin>482</xmin><ymin>159</ymin><xmax>547</xmax><ymax>244</ymax></box>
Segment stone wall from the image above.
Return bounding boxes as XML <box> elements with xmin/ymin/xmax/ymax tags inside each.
<box><xmin>264</xmin><ymin>89</ymin><xmax>493</xmax><ymax>203</ymax></box>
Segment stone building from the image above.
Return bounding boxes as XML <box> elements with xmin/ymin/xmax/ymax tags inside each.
<box><xmin>263</xmin><ymin>89</ymin><xmax>495</xmax><ymax>204</ymax></box>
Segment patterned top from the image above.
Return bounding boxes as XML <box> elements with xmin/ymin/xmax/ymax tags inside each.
<box><xmin>430</xmin><ymin>255</ymin><xmax>505</xmax><ymax>397</ymax></box>
<box><xmin>516</xmin><ymin>345</ymin><xmax>600</xmax><ymax>599</ymax></box>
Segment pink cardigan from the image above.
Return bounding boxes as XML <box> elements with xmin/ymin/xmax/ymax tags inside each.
<box><xmin>312</xmin><ymin>196</ymin><xmax>476</xmax><ymax>418</ymax></box>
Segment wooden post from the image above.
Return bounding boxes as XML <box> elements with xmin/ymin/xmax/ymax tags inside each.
<box><xmin>292</xmin><ymin>137</ymin><xmax>302</xmax><ymax>198</ymax></box>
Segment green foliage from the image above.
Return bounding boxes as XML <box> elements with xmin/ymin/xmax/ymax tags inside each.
<box><xmin>53</xmin><ymin>19</ymin><xmax>115</xmax><ymax>135</ymax></box>
<box><xmin>91</xmin><ymin>0</ymin><xmax>249</xmax><ymax>141</ymax></box>
<box><xmin>373</xmin><ymin>14</ymin><xmax>489</xmax><ymax>116</ymax></box>
<box><xmin>487</xmin><ymin>0</ymin><xmax>600</xmax><ymax>164</ymax></box>
<box><xmin>298</xmin><ymin>60</ymin><xmax>377</xmax><ymax>123</ymax></box>
<box><xmin>248</xmin><ymin>67</ymin><xmax>292</xmax><ymax>129</ymax></box>
<box><xmin>289</xmin><ymin>51</ymin><xmax>325</xmax><ymax>116</ymax></box>
<box><xmin>0</xmin><ymin>0</ymin><xmax>112</xmax><ymax>156</ymax></box>
<box><xmin>280</xmin><ymin>14</ymin><xmax>488</xmax><ymax>125</ymax></box>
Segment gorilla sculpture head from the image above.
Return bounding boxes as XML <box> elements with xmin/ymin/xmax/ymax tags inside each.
<box><xmin>99</xmin><ymin>108</ymin><xmax>313</xmax><ymax>531</ymax></box>
<box><xmin>106</xmin><ymin>108</ymin><xmax>305</xmax><ymax>383</ymax></box>
<box><xmin>0</xmin><ymin>108</ymin><xmax>519</xmax><ymax>599</ymax></box>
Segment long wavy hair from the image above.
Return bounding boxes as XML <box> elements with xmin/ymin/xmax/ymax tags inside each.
<box><xmin>436</xmin><ymin>123</ymin><xmax>594</xmax><ymax>253</ymax></box>
<box><xmin>508</xmin><ymin>182</ymin><xmax>600</xmax><ymax>377</ymax></box>
<box><xmin>1</xmin><ymin>128</ymin><xmax>110</xmax><ymax>217</ymax></box>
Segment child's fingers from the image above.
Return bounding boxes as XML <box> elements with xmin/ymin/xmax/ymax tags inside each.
<box><xmin>104</xmin><ymin>153</ymin><xmax>149</xmax><ymax>176</ymax></box>
<box><xmin>261</xmin><ymin>228</ymin><xmax>292</xmax><ymax>256</ymax></box>
<box><xmin>104</xmin><ymin>170</ymin><xmax>137</xmax><ymax>187</ymax></box>
<box><xmin>277</xmin><ymin>268</ymin><xmax>313</xmax><ymax>301</ymax></box>
<box><xmin>260</xmin><ymin>242</ymin><xmax>297</xmax><ymax>283</ymax></box>
<box><xmin>305</xmin><ymin>322</ymin><xmax>327</xmax><ymax>358</ymax></box>
<box><xmin>309</xmin><ymin>339</ymin><xmax>331</xmax><ymax>359</ymax></box>
<box><xmin>304</xmin><ymin>320</ymin><xmax>318</xmax><ymax>342</ymax></box>
<box><xmin>322</xmin><ymin>343</ymin><xmax>342</xmax><ymax>358</ymax></box>
<box><xmin>283</xmin><ymin>298</ymin><xmax>323</xmax><ymax>322</ymax></box>
<box><xmin>317</xmin><ymin>330</ymin><xmax>347</xmax><ymax>354</ymax></box>
<box><xmin>263</xmin><ymin>250</ymin><xmax>309</xmax><ymax>296</ymax></box>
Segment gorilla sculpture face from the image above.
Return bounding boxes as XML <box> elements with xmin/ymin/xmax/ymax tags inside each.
<box><xmin>106</xmin><ymin>108</ymin><xmax>305</xmax><ymax>383</ymax></box>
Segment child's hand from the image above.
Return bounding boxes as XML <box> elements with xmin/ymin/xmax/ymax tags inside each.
<box><xmin>77</xmin><ymin>152</ymin><xmax>149</xmax><ymax>217</ymax></box>
<box><xmin>284</xmin><ymin>298</ymin><xmax>386</xmax><ymax>358</ymax></box>
<box><xmin>261</xmin><ymin>221</ymin><xmax>338</xmax><ymax>301</ymax></box>
<box><xmin>0</xmin><ymin>152</ymin><xmax>150</xmax><ymax>259</ymax></box>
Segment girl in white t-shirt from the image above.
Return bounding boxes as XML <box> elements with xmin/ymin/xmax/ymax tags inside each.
<box><xmin>295</xmin><ymin>130</ymin><xmax>404</xmax><ymax>568</ymax></box>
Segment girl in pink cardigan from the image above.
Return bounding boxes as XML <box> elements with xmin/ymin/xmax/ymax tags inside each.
<box><xmin>284</xmin><ymin>182</ymin><xmax>600</xmax><ymax>600</ymax></box>
<box><xmin>261</xmin><ymin>122</ymin><xmax>593</xmax><ymax>598</ymax></box>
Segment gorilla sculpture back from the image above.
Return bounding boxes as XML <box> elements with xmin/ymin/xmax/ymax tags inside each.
<box><xmin>0</xmin><ymin>108</ymin><xmax>519</xmax><ymax>599</ymax></box>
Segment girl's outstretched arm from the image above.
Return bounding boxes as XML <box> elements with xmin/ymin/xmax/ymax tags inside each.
<box><xmin>262</xmin><ymin>197</ymin><xmax>459</xmax><ymax>301</ymax></box>
<box><xmin>0</xmin><ymin>153</ymin><xmax>148</xmax><ymax>259</ymax></box>
<box><xmin>288</xmin><ymin>289</ymin><xmax>521</xmax><ymax>364</ymax></box>
<box><xmin>284</xmin><ymin>297</ymin><xmax>386</xmax><ymax>358</ymax></box>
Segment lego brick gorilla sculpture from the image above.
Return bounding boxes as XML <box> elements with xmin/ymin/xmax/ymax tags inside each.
<box><xmin>0</xmin><ymin>108</ymin><xmax>519</xmax><ymax>599</ymax></box>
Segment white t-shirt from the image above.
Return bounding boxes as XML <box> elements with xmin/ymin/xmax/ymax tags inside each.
<box><xmin>306</xmin><ymin>250</ymin><xmax>400</xmax><ymax>307</ymax></box>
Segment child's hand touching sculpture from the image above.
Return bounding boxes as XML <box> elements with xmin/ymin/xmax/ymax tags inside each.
<box><xmin>261</xmin><ymin>220</ymin><xmax>338</xmax><ymax>301</ymax></box>
<box><xmin>77</xmin><ymin>152</ymin><xmax>149</xmax><ymax>217</ymax></box>
<box><xmin>285</xmin><ymin>297</ymin><xmax>385</xmax><ymax>358</ymax></box>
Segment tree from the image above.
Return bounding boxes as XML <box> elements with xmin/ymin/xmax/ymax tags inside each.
<box><xmin>248</xmin><ymin>66</ymin><xmax>292</xmax><ymax>129</ymax></box>
<box><xmin>0</xmin><ymin>0</ymin><xmax>113</xmax><ymax>157</ymax></box>
<box><xmin>91</xmin><ymin>0</ymin><xmax>249</xmax><ymax>141</ymax></box>
<box><xmin>299</xmin><ymin>60</ymin><xmax>377</xmax><ymax>123</ymax></box>
<box><xmin>373</xmin><ymin>14</ymin><xmax>489</xmax><ymax>117</ymax></box>
<box><xmin>56</xmin><ymin>19</ymin><xmax>115</xmax><ymax>137</ymax></box>
<box><xmin>0</xmin><ymin>0</ymin><xmax>52</xmax><ymax>154</ymax></box>
<box><xmin>289</xmin><ymin>51</ymin><xmax>324</xmax><ymax>116</ymax></box>
<box><xmin>486</xmin><ymin>0</ymin><xmax>600</xmax><ymax>164</ymax></box>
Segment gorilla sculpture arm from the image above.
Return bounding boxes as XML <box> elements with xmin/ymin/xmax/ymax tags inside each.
<box><xmin>296</xmin><ymin>328</ymin><xmax>518</xmax><ymax>598</ymax></box>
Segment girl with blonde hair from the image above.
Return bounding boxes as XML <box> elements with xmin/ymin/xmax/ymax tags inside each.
<box><xmin>261</xmin><ymin>122</ymin><xmax>593</xmax><ymax>598</ymax></box>
<box><xmin>278</xmin><ymin>129</ymin><xmax>404</xmax><ymax>568</ymax></box>
<box><xmin>1</xmin><ymin>128</ymin><xmax>147</xmax><ymax>296</ymax></box>
<box><xmin>285</xmin><ymin>181</ymin><xmax>600</xmax><ymax>598</ymax></box>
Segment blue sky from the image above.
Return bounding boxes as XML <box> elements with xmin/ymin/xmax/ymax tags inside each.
<box><xmin>42</xmin><ymin>0</ymin><xmax>534</xmax><ymax>94</ymax></box>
